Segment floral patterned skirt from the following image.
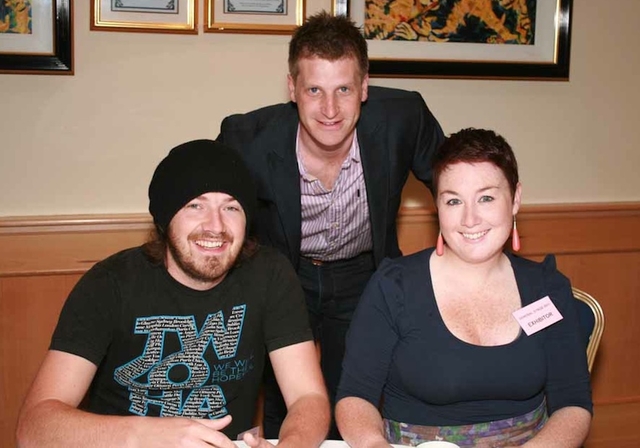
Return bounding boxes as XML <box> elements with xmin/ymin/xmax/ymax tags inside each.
<box><xmin>383</xmin><ymin>399</ymin><xmax>548</xmax><ymax>447</ymax></box>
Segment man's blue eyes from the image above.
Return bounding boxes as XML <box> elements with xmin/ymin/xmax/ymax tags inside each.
<box><xmin>308</xmin><ymin>87</ymin><xmax>350</xmax><ymax>93</ymax></box>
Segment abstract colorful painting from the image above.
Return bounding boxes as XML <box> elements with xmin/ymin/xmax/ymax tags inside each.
<box><xmin>0</xmin><ymin>0</ymin><xmax>32</xmax><ymax>34</ymax></box>
<box><xmin>364</xmin><ymin>0</ymin><xmax>535</xmax><ymax>44</ymax></box>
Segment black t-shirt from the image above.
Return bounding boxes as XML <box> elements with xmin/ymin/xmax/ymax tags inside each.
<box><xmin>51</xmin><ymin>245</ymin><xmax>312</xmax><ymax>438</ymax></box>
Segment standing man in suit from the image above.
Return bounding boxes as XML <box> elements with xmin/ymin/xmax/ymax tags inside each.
<box><xmin>216</xmin><ymin>11</ymin><xmax>445</xmax><ymax>439</ymax></box>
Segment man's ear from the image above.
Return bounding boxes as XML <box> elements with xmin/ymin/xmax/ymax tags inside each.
<box><xmin>287</xmin><ymin>74</ymin><xmax>297</xmax><ymax>103</ymax></box>
<box><xmin>361</xmin><ymin>74</ymin><xmax>369</xmax><ymax>102</ymax></box>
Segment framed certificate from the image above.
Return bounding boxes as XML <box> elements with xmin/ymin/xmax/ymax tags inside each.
<box><xmin>205</xmin><ymin>0</ymin><xmax>305</xmax><ymax>34</ymax></box>
<box><xmin>91</xmin><ymin>0</ymin><xmax>198</xmax><ymax>34</ymax></box>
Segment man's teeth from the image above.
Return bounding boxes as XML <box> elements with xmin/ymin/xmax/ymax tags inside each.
<box><xmin>196</xmin><ymin>240</ymin><xmax>223</xmax><ymax>248</ymax></box>
<box><xmin>462</xmin><ymin>231</ymin><xmax>488</xmax><ymax>240</ymax></box>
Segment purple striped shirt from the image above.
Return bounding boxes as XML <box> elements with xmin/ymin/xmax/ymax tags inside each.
<box><xmin>297</xmin><ymin>130</ymin><xmax>373</xmax><ymax>261</ymax></box>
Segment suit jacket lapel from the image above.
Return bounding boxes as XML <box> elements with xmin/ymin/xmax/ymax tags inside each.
<box><xmin>265</xmin><ymin>110</ymin><xmax>302</xmax><ymax>264</ymax></box>
<box><xmin>357</xmin><ymin>111</ymin><xmax>389</xmax><ymax>265</ymax></box>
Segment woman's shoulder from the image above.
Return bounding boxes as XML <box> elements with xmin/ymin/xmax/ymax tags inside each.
<box><xmin>361</xmin><ymin>249</ymin><xmax>435</xmax><ymax>315</ymax></box>
<box><xmin>377</xmin><ymin>248</ymin><xmax>434</xmax><ymax>275</ymax></box>
<box><xmin>508</xmin><ymin>252</ymin><xmax>565</xmax><ymax>277</ymax></box>
<box><xmin>508</xmin><ymin>252</ymin><xmax>572</xmax><ymax>303</ymax></box>
<box><xmin>369</xmin><ymin>249</ymin><xmax>435</xmax><ymax>293</ymax></box>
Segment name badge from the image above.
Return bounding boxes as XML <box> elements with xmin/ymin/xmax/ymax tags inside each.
<box><xmin>512</xmin><ymin>296</ymin><xmax>563</xmax><ymax>336</ymax></box>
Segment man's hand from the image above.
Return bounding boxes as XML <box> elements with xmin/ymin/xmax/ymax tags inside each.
<box><xmin>132</xmin><ymin>414</ymin><xmax>237</xmax><ymax>448</ymax></box>
<box><xmin>241</xmin><ymin>431</ymin><xmax>277</xmax><ymax>447</ymax></box>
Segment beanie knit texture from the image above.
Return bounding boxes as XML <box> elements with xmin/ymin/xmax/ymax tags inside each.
<box><xmin>148</xmin><ymin>139</ymin><xmax>256</xmax><ymax>232</ymax></box>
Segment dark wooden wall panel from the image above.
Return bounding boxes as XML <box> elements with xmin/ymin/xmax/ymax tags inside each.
<box><xmin>1</xmin><ymin>203</ymin><xmax>639</xmax><ymax>447</ymax></box>
<box><xmin>0</xmin><ymin>274</ymin><xmax>81</xmax><ymax>442</ymax></box>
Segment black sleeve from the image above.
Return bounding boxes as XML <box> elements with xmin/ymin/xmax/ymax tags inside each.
<box><xmin>336</xmin><ymin>258</ymin><xmax>401</xmax><ymax>406</ymax></box>
<box><xmin>50</xmin><ymin>263</ymin><xmax>118</xmax><ymax>366</ymax></box>
<box><xmin>540</xmin><ymin>255</ymin><xmax>593</xmax><ymax>415</ymax></box>
<box><xmin>410</xmin><ymin>91</ymin><xmax>445</xmax><ymax>194</ymax></box>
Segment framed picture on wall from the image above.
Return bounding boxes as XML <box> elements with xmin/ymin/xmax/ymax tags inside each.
<box><xmin>91</xmin><ymin>0</ymin><xmax>198</xmax><ymax>34</ymax></box>
<box><xmin>333</xmin><ymin>0</ymin><xmax>573</xmax><ymax>80</ymax></box>
<box><xmin>205</xmin><ymin>0</ymin><xmax>305</xmax><ymax>34</ymax></box>
<box><xmin>0</xmin><ymin>0</ymin><xmax>73</xmax><ymax>75</ymax></box>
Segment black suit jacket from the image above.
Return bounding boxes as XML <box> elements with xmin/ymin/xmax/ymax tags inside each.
<box><xmin>216</xmin><ymin>86</ymin><xmax>444</xmax><ymax>268</ymax></box>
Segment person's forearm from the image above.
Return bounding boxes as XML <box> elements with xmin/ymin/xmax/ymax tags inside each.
<box><xmin>518</xmin><ymin>407</ymin><xmax>591</xmax><ymax>448</ymax></box>
<box><xmin>335</xmin><ymin>397</ymin><xmax>390</xmax><ymax>448</ymax></box>
<box><xmin>17</xmin><ymin>399</ymin><xmax>236</xmax><ymax>448</ymax></box>
<box><xmin>17</xmin><ymin>399</ymin><xmax>139</xmax><ymax>448</ymax></box>
<box><xmin>276</xmin><ymin>393</ymin><xmax>330</xmax><ymax>448</ymax></box>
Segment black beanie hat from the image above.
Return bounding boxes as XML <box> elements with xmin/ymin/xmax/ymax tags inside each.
<box><xmin>148</xmin><ymin>139</ymin><xmax>257</xmax><ymax>233</ymax></box>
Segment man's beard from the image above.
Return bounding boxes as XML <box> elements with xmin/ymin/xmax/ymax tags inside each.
<box><xmin>166</xmin><ymin>230</ymin><xmax>239</xmax><ymax>285</ymax></box>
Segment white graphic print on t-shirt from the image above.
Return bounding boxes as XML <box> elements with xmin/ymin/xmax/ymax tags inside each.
<box><xmin>113</xmin><ymin>305</ymin><xmax>252</xmax><ymax>418</ymax></box>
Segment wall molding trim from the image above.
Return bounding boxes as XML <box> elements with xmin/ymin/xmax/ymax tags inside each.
<box><xmin>0</xmin><ymin>213</ymin><xmax>152</xmax><ymax>234</ymax></box>
<box><xmin>2</xmin><ymin>202</ymin><xmax>640</xmax><ymax>277</ymax></box>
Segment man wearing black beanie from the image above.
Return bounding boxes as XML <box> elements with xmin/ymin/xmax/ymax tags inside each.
<box><xmin>16</xmin><ymin>140</ymin><xmax>330</xmax><ymax>448</ymax></box>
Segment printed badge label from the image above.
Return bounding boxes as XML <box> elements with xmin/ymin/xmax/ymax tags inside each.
<box><xmin>512</xmin><ymin>296</ymin><xmax>563</xmax><ymax>336</ymax></box>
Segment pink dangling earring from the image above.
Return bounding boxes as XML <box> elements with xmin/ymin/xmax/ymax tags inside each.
<box><xmin>511</xmin><ymin>217</ymin><xmax>521</xmax><ymax>252</ymax></box>
<box><xmin>436</xmin><ymin>232</ymin><xmax>445</xmax><ymax>256</ymax></box>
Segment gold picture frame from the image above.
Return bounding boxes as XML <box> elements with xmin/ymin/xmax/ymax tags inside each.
<box><xmin>91</xmin><ymin>0</ymin><xmax>198</xmax><ymax>34</ymax></box>
<box><xmin>205</xmin><ymin>0</ymin><xmax>305</xmax><ymax>34</ymax></box>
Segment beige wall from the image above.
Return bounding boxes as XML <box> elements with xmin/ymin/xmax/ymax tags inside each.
<box><xmin>0</xmin><ymin>0</ymin><xmax>639</xmax><ymax>217</ymax></box>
